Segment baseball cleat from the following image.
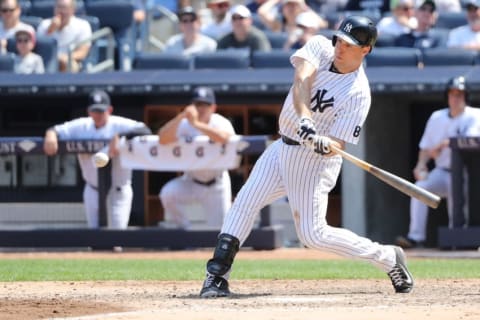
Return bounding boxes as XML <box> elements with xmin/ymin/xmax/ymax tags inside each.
<box><xmin>388</xmin><ymin>246</ymin><xmax>414</xmax><ymax>293</ymax></box>
<box><xmin>200</xmin><ymin>273</ymin><xmax>230</xmax><ymax>298</ymax></box>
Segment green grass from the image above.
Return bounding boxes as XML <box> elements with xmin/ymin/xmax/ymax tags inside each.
<box><xmin>0</xmin><ymin>259</ymin><xmax>479</xmax><ymax>282</ymax></box>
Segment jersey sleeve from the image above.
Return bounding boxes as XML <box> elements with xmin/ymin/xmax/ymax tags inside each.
<box><xmin>53</xmin><ymin>118</ymin><xmax>86</xmax><ymax>138</ymax></box>
<box><xmin>290</xmin><ymin>35</ymin><xmax>332</xmax><ymax>69</ymax></box>
<box><xmin>418</xmin><ymin>111</ymin><xmax>441</xmax><ymax>149</ymax></box>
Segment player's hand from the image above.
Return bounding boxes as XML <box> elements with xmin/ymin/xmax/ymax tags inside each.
<box><xmin>184</xmin><ymin>105</ymin><xmax>199</xmax><ymax>126</ymax></box>
<box><xmin>296</xmin><ymin>117</ymin><xmax>316</xmax><ymax>146</ymax></box>
<box><xmin>312</xmin><ymin>135</ymin><xmax>332</xmax><ymax>155</ymax></box>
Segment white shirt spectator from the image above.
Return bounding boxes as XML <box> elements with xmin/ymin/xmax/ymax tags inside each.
<box><xmin>447</xmin><ymin>25</ymin><xmax>480</xmax><ymax>48</ymax></box>
<box><xmin>0</xmin><ymin>21</ymin><xmax>34</xmax><ymax>40</ymax></box>
<box><xmin>163</xmin><ymin>33</ymin><xmax>217</xmax><ymax>56</ymax></box>
<box><xmin>14</xmin><ymin>52</ymin><xmax>44</xmax><ymax>74</ymax></box>
<box><xmin>201</xmin><ymin>12</ymin><xmax>232</xmax><ymax>40</ymax></box>
<box><xmin>376</xmin><ymin>15</ymin><xmax>418</xmax><ymax>36</ymax></box>
<box><xmin>37</xmin><ymin>15</ymin><xmax>91</xmax><ymax>54</ymax></box>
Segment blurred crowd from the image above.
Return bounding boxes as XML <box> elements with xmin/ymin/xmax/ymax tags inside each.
<box><xmin>0</xmin><ymin>0</ymin><xmax>479</xmax><ymax>74</ymax></box>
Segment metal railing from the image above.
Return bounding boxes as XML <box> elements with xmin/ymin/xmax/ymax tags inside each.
<box><xmin>67</xmin><ymin>27</ymin><xmax>116</xmax><ymax>73</ymax></box>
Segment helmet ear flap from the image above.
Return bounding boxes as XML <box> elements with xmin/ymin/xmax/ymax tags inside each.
<box><xmin>332</xmin><ymin>35</ymin><xmax>337</xmax><ymax>47</ymax></box>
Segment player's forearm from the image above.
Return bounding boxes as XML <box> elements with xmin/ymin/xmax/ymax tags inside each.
<box><xmin>292</xmin><ymin>60</ymin><xmax>315</xmax><ymax>119</ymax></box>
<box><xmin>158</xmin><ymin>113</ymin><xmax>184</xmax><ymax>144</ymax></box>
<box><xmin>44</xmin><ymin>129</ymin><xmax>59</xmax><ymax>155</ymax></box>
<box><xmin>416</xmin><ymin>150</ymin><xmax>430</xmax><ymax>169</ymax></box>
<box><xmin>192</xmin><ymin>122</ymin><xmax>232</xmax><ymax>144</ymax></box>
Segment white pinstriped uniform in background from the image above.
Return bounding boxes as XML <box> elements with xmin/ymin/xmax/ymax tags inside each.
<box><xmin>221</xmin><ymin>35</ymin><xmax>398</xmax><ymax>272</ymax></box>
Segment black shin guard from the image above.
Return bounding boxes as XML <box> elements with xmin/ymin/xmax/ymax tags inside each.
<box><xmin>206</xmin><ymin>233</ymin><xmax>240</xmax><ymax>276</ymax></box>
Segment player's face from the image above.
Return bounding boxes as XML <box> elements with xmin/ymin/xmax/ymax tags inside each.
<box><xmin>89</xmin><ymin>107</ymin><xmax>112</xmax><ymax>128</ymax></box>
<box><xmin>193</xmin><ymin>101</ymin><xmax>214</xmax><ymax>122</ymax></box>
<box><xmin>448</xmin><ymin>89</ymin><xmax>466</xmax><ymax>111</ymax></box>
<box><xmin>333</xmin><ymin>38</ymin><xmax>369</xmax><ymax>72</ymax></box>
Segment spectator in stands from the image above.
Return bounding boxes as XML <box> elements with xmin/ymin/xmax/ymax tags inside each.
<box><xmin>157</xmin><ymin>87</ymin><xmax>235</xmax><ymax>230</ymax></box>
<box><xmin>305</xmin><ymin>0</ymin><xmax>347</xmax><ymax>15</ymax></box>
<box><xmin>0</xmin><ymin>0</ymin><xmax>35</xmax><ymax>53</ymax></box>
<box><xmin>283</xmin><ymin>11</ymin><xmax>319</xmax><ymax>50</ymax></box>
<box><xmin>446</xmin><ymin>0</ymin><xmax>480</xmax><ymax>50</ymax></box>
<box><xmin>376</xmin><ymin>0</ymin><xmax>417</xmax><ymax>37</ymax></box>
<box><xmin>43</xmin><ymin>89</ymin><xmax>152</xmax><ymax>230</ymax></box>
<box><xmin>394</xmin><ymin>0</ymin><xmax>441</xmax><ymax>49</ymax></box>
<box><xmin>13</xmin><ymin>27</ymin><xmax>44</xmax><ymax>74</ymax></box>
<box><xmin>201</xmin><ymin>0</ymin><xmax>232</xmax><ymax>40</ymax></box>
<box><xmin>257</xmin><ymin>0</ymin><xmax>326</xmax><ymax>35</ymax></box>
<box><xmin>217</xmin><ymin>4</ymin><xmax>271</xmax><ymax>52</ymax></box>
<box><xmin>163</xmin><ymin>6</ymin><xmax>217</xmax><ymax>57</ymax></box>
<box><xmin>246</xmin><ymin>0</ymin><xmax>267</xmax><ymax>14</ymax></box>
<box><xmin>395</xmin><ymin>76</ymin><xmax>480</xmax><ymax>249</ymax></box>
<box><xmin>37</xmin><ymin>0</ymin><xmax>92</xmax><ymax>72</ymax></box>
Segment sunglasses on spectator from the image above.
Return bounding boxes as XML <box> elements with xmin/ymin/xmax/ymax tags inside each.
<box><xmin>232</xmin><ymin>15</ymin><xmax>246</xmax><ymax>21</ymax></box>
<box><xmin>467</xmin><ymin>4</ymin><xmax>479</xmax><ymax>12</ymax></box>
<box><xmin>0</xmin><ymin>7</ymin><xmax>16</xmax><ymax>13</ymax></box>
<box><xmin>180</xmin><ymin>18</ymin><xmax>196</xmax><ymax>23</ymax></box>
<box><xmin>16</xmin><ymin>37</ymin><xmax>31</xmax><ymax>43</ymax></box>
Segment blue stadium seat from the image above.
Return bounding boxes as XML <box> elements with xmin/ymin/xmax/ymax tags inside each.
<box><xmin>18</xmin><ymin>0</ymin><xmax>32</xmax><ymax>16</ymax></box>
<box><xmin>80</xmin><ymin>15</ymin><xmax>101</xmax><ymax>71</ymax></box>
<box><xmin>85</xmin><ymin>0</ymin><xmax>135</xmax><ymax>71</ymax></box>
<box><xmin>133</xmin><ymin>52</ymin><xmax>191</xmax><ymax>70</ymax></box>
<box><xmin>264</xmin><ymin>31</ymin><xmax>288</xmax><ymax>50</ymax></box>
<box><xmin>0</xmin><ymin>53</ymin><xmax>15</xmax><ymax>72</ymax></box>
<box><xmin>20</xmin><ymin>15</ymin><xmax>43</xmax><ymax>30</ymax></box>
<box><xmin>7</xmin><ymin>36</ymin><xmax>58</xmax><ymax>73</ymax></box>
<box><xmin>251</xmin><ymin>50</ymin><xmax>292</xmax><ymax>68</ymax></box>
<box><xmin>435</xmin><ymin>11</ymin><xmax>467</xmax><ymax>29</ymax></box>
<box><xmin>422</xmin><ymin>48</ymin><xmax>478</xmax><ymax>66</ymax></box>
<box><xmin>193</xmin><ymin>50</ymin><xmax>250</xmax><ymax>69</ymax></box>
<box><xmin>375</xmin><ymin>33</ymin><xmax>396</xmax><ymax>47</ymax></box>
<box><xmin>365</xmin><ymin>47</ymin><xmax>421</xmax><ymax>67</ymax></box>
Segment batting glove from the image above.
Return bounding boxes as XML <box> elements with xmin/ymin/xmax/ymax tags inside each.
<box><xmin>296</xmin><ymin>117</ymin><xmax>317</xmax><ymax>146</ymax></box>
<box><xmin>313</xmin><ymin>135</ymin><xmax>332</xmax><ymax>155</ymax></box>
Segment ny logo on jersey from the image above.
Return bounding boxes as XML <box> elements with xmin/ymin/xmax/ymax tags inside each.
<box><xmin>310</xmin><ymin>89</ymin><xmax>334</xmax><ymax>113</ymax></box>
<box><xmin>343</xmin><ymin>23</ymin><xmax>353</xmax><ymax>33</ymax></box>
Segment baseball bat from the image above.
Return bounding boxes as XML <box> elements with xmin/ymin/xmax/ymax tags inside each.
<box><xmin>330</xmin><ymin>145</ymin><xmax>441</xmax><ymax>209</ymax></box>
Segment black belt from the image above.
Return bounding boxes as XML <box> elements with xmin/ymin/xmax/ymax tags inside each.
<box><xmin>281</xmin><ymin>135</ymin><xmax>300</xmax><ymax>145</ymax></box>
<box><xmin>439</xmin><ymin>167</ymin><xmax>451</xmax><ymax>172</ymax></box>
<box><xmin>193</xmin><ymin>178</ymin><xmax>216</xmax><ymax>186</ymax></box>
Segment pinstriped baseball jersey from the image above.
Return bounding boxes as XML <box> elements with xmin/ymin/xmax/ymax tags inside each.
<box><xmin>279</xmin><ymin>35</ymin><xmax>371</xmax><ymax>145</ymax></box>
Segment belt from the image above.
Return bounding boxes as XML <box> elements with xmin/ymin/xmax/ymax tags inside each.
<box><xmin>193</xmin><ymin>178</ymin><xmax>216</xmax><ymax>186</ymax></box>
<box><xmin>281</xmin><ymin>135</ymin><xmax>300</xmax><ymax>146</ymax></box>
<box><xmin>439</xmin><ymin>167</ymin><xmax>451</xmax><ymax>172</ymax></box>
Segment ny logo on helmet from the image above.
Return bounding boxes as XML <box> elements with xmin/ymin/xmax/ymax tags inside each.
<box><xmin>343</xmin><ymin>23</ymin><xmax>353</xmax><ymax>33</ymax></box>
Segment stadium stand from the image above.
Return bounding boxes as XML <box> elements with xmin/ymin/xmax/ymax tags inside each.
<box><xmin>250</xmin><ymin>50</ymin><xmax>292</xmax><ymax>68</ymax></box>
<box><xmin>133</xmin><ymin>52</ymin><xmax>191</xmax><ymax>70</ymax></box>
<box><xmin>264</xmin><ymin>31</ymin><xmax>289</xmax><ymax>50</ymax></box>
<box><xmin>365</xmin><ymin>47</ymin><xmax>422</xmax><ymax>67</ymax></box>
<box><xmin>20</xmin><ymin>15</ymin><xmax>42</xmax><ymax>30</ymax></box>
<box><xmin>193</xmin><ymin>50</ymin><xmax>251</xmax><ymax>69</ymax></box>
<box><xmin>0</xmin><ymin>53</ymin><xmax>15</xmax><ymax>72</ymax></box>
<box><xmin>434</xmin><ymin>11</ymin><xmax>468</xmax><ymax>29</ymax></box>
<box><xmin>421</xmin><ymin>48</ymin><xmax>478</xmax><ymax>66</ymax></box>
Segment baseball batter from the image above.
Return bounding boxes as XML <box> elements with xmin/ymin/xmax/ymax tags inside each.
<box><xmin>396</xmin><ymin>76</ymin><xmax>480</xmax><ymax>249</ymax></box>
<box><xmin>200</xmin><ymin>16</ymin><xmax>414</xmax><ymax>298</ymax></box>
<box><xmin>43</xmin><ymin>89</ymin><xmax>151</xmax><ymax>229</ymax></box>
<box><xmin>158</xmin><ymin>87</ymin><xmax>235</xmax><ymax>229</ymax></box>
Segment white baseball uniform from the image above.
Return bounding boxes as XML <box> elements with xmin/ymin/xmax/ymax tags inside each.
<box><xmin>159</xmin><ymin>114</ymin><xmax>235</xmax><ymax>229</ymax></box>
<box><xmin>53</xmin><ymin>115</ymin><xmax>148</xmax><ymax>229</ymax></box>
<box><xmin>221</xmin><ymin>35</ymin><xmax>397</xmax><ymax>272</ymax></box>
<box><xmin>408</xmin><ymin>106</ymin><xmax>480</xmax><ymax>242</ymax></box>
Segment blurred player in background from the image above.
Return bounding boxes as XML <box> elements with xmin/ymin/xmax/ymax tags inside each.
<box><xmin>43</xmin><ymin>89</ymin><xmax>151</xmax><ymax>229</ymax></box>
<box><xmin>396</xmin><ymin>76</ymin><xmax>480</xmax><ymax>249</ymax></box>
<box><xmin>157</xmin><ymin>87</ymin><xmax>235</xmax><ymax>230</ymax></box>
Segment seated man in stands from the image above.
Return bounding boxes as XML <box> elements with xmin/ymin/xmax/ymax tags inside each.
<box><xmin>283</xmin><ymin>11</ymin><xmax>320</xmax><ymax>50</ymax></box>
<box><xmin>163</xmin><ymin>6</ymin><xmax>217</xmax><ymax>57</ymax></box>
<box><xmin>446</xmin><ymin>0</ymin><xmax>480</xmax><ymax>50</ymax></box>
<box><xmin>217</xmin><ymin>4</ymin><xmax>271</xmax><ymax>52</ymax></box>
<box><xmin>37</xmin><ymin>0</ymin><xmax>92</xmax><ymax>72</ymax></box>
<box><xmin>201</xmin><ymin>0</ymin><xmax>232</xmax><ymax>40</ymax></box>
<box><xmin>394</xmin><ymin>0</ymin><xmax>441</xmax><ymax>49</ymax></box>
<box><xmin>0</xmin><ymin>0</ymin><xmax>35</xmax><ymax>53</ymax></box>
<box><xmin>376</xmin><ymin>0</ymin><xmax>417</xmax><ymax>37</ymax></box>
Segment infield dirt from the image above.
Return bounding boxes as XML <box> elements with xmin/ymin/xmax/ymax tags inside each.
<box><xmin>0</xmin><ymin>248</ymin><xmax>479</xmax><ymax>320</ymax></box>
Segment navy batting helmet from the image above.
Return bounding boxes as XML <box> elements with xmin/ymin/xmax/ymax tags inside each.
<box><xmin>332</xmin><ymin>15</ymin><xmax>377</xmax><ymax>52</ymax></box>
<box><xmin>446</xmin><ymin>76</ymin><xmax>468</xmax><ymax>102</ymax></box>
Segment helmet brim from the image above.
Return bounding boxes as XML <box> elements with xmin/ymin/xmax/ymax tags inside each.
<box><xmin>334</xmin><ymin>31</ymin><xmax>361</xmax><ymax>46</ymax></box>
